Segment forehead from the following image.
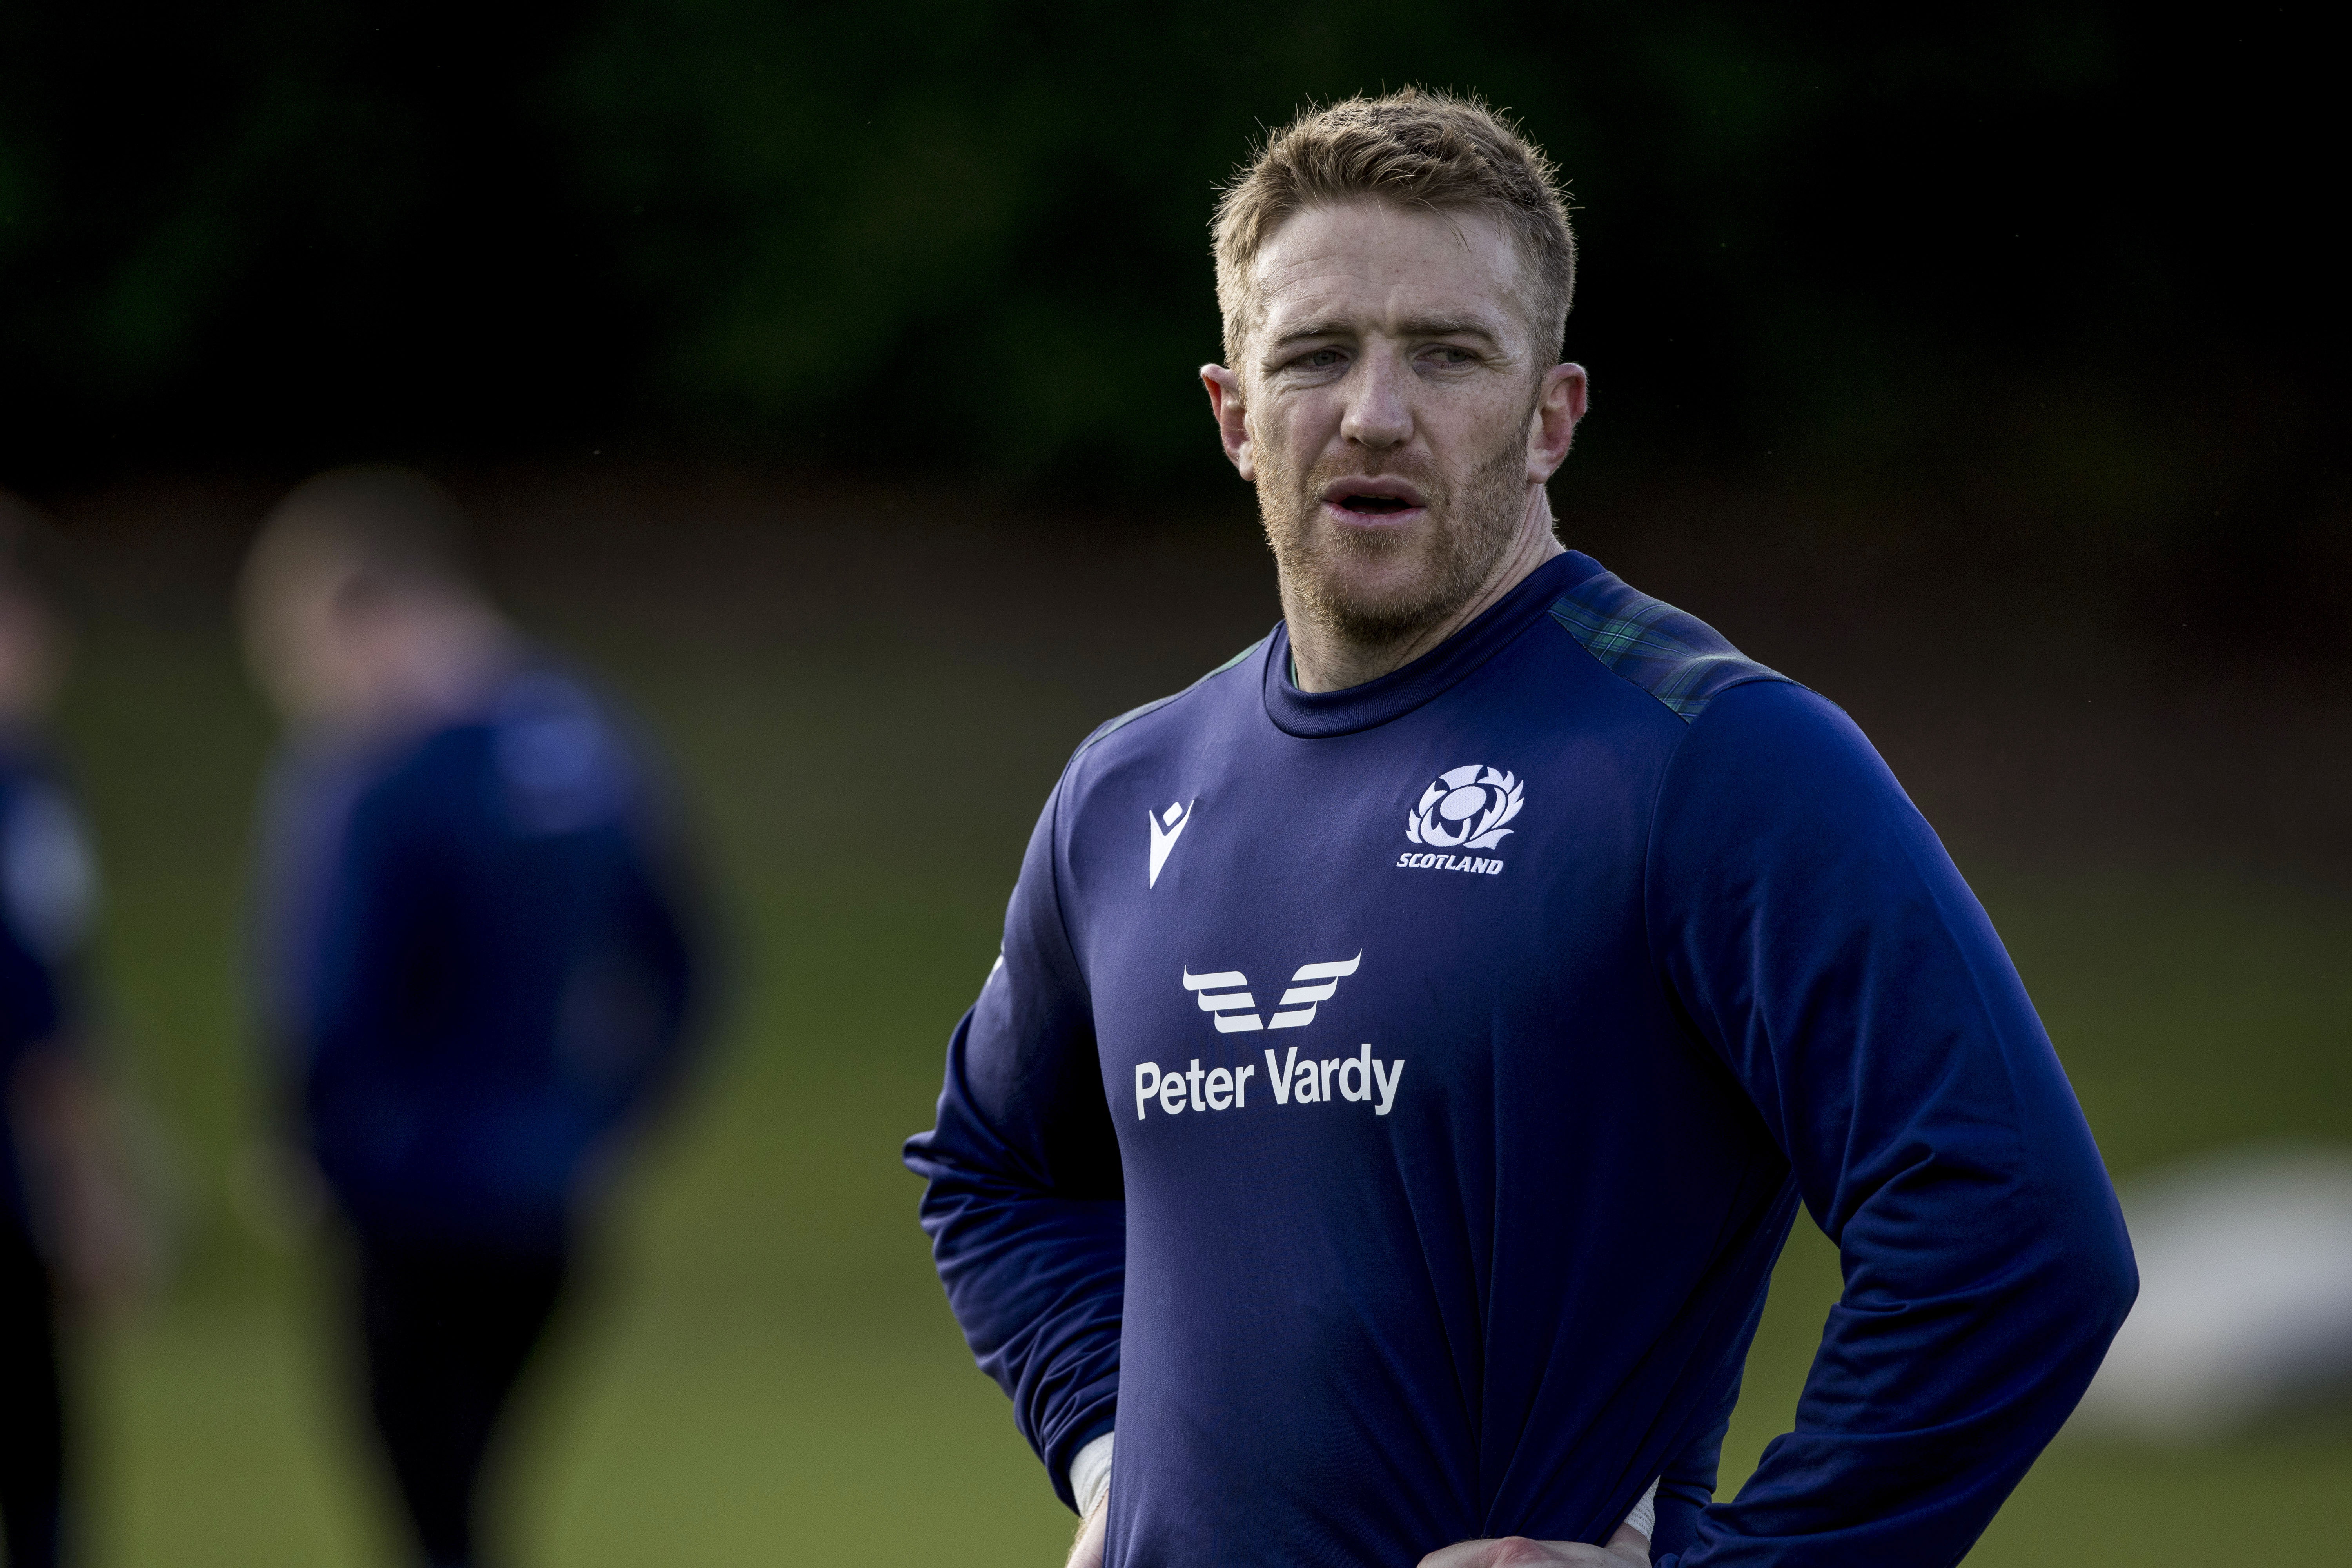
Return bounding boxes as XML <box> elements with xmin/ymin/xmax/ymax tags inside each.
<box><xmin>1247</xmin><ymin>199</ymin><xmax>1527</xmax><ymax>346</ymax></box>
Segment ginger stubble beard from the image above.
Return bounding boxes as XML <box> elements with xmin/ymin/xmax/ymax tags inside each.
<box><xmin>1254</xmin><ymin>410</ymin><xmax>1536</xmax><ymax>657</ymax></box>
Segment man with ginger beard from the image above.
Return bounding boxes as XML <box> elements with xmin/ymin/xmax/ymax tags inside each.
<box><xmin>907</xmin><ymin>91</ymin><xmax>2133</xmax><ymax>1568</ymax></box>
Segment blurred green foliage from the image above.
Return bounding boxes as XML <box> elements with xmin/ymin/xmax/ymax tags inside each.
<box><xmin>4</xmin><ymin>1</ymin><xmax>2342</xmax><ymax>524</ymax></box>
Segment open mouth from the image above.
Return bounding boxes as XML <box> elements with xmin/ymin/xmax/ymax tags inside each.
<box><xmin>1321</xmin><ymin>479</ymin><xmax>1427</xmax><ymax>518</ymax></box>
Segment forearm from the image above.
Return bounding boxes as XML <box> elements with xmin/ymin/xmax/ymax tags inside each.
<box><xmin>8</xmin><ymin>1044</ymin><xmax>151</xmax><ymax>1308</ymax></box>
<box><xmin>906</xmin><ymin>776</ymin><xmax>1128</xmax><ymax>1506</ymax></box>
<box><xmin>1668</xmin><ymin>1235</ymin><xmax>2129</xmax><ymax>1563</ymax></box>
<box><xmin>917</xmin><ymin>1163</ymin><xmax>1125</xmax><ymax>1501</ymax></box>
<box><xmin>908</xmin><ymin>998</ymin><xmax>1125</xmax><ymax>1506</ymax></box>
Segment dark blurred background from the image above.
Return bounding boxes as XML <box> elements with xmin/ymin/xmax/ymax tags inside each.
<box><xmin>3</xmin><ymin>4</ymin><xmax>2348</xmax><ymax>1564</ymax></box>
<box><xmin>5</xmin><ymin>3</ymin><xmax>2343</xmax><ymax>528</ymax></box>
<box><xmin>9</xmin><ymin>2</ymin><xmax>2347</xmax><ymax>874</ymax></box>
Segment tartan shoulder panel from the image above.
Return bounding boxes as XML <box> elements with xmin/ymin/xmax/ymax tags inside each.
<box><xmin>1074</xmin><ymin>635</ymin><xmax>1266</xmax><ymax>758</ymax></box>
<box><xmin>1547</xmin><ymin>570</ymin><xmax>1784</xmax><ymax>723</ymax></box>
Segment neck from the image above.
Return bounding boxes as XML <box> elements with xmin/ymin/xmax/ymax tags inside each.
<box><xmin>1286</xmin><ymin>488</ymin><xmax>1564</xmax><ymax>693</ymax></box>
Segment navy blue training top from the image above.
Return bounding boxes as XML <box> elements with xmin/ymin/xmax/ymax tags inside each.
<box><xmin>258</xmin><ymin>662</ymin><xmax>704</xmax><ymax>1250</ymax></box>
<box><xmin>0</xmin><ymin>735</ymin><xmax>96</xmax><ymax>1228</ymax></box>
<box><xmin>906</xmin><ymin>551</ymin><xmax>2136</xmax><ymax>1568</ymax></box>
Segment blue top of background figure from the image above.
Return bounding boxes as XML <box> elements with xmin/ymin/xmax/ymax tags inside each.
<box><xmin>241</xmin><ymin>468</ymin><xmax>707</xmax><ymax>1252</ymax></box>
<box><xmin>0</xmin><ymin>501</ymin><xmax>97</xmax><ymax>1234</ymax></box>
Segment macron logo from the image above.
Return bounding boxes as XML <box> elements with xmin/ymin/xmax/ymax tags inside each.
<box><xmin>1180</xmin><ymin>953</ymin><xmax>1361</xmax><ymax>1033</ymax></box>
<box><xmin>1147</xmin><ymin>800</ymin><xmax>1194</xmax><ymax>888</ymax></box>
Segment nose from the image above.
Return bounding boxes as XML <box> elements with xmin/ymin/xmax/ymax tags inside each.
<box><xmin>1341</xmin><ymin>350</ymin><xmax>1412</xmax><ymax>451</ymax></box>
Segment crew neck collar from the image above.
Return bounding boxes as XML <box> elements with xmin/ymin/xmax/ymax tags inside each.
<box><xmin>1261</xmin><ymin>550</ymin><xmax>1603</xmax><ymax>739</ymax></box>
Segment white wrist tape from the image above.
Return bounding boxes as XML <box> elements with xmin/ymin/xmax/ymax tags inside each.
<box><xmin>1623</xmin><ymin>1478</ymin><xmax>1659</xmax><ymax>1541</ymax></box>
<box><xmin>1069</xmin><ymin>1432</ymin><xmax>1115</xmax><ymax>1519</ymax></box>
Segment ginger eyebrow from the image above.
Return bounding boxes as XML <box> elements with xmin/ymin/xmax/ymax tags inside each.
<box><xmin>1267</xmin><ymin>317</ymin><xmax>1505</xmax><ymax>356</ymax></box>
<box><xmin>1394</xmin><ymin>318</ymin><xmax>1503</xmax><ymax>343</ymax></box>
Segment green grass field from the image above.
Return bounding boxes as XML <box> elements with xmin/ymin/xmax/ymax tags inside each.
<box><xmin>44</xmin><ymin>510</ymin><xmax>2352</xmax><ymax>1566</ymax></box>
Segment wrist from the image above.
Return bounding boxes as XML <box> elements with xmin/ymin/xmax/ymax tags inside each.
<box><xmin>1069</xmin><ymin>1430</ymin><xmax>1114</xmax><ymax>1518</ymax></box>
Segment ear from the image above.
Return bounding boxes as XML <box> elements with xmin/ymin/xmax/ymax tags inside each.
<box><xmin>1526</xmin><ymin>362</ymin><xmax>1589</xmax><ymax>482</ymax></box>
<box><xmin>1201</xmin><ymin>364</ymin><xmax>1256</xmax><ymax>482</ymax></box>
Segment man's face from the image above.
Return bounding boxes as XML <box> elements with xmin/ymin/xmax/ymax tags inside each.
<box><xmin>242</xmin><ymin>558</ymin><xmax>354</xmax><ymax>726</ymax></box>
<box><xmin>240</xmin><ymin>547</ymin><xmax>397</xmax><ymax>728</ymax></box>
<box><xmin>1207</xmin><ymin>199</ymin><xmax>1583</xmax><ymax>647</ymax></box>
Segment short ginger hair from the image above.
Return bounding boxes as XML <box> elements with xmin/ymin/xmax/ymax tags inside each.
<box><xmin>1212</xmin><ymin>88</ymin><xmax>1577</xmax><ymax>367</ymax></box>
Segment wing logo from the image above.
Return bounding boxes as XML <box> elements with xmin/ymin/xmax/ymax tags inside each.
<box><xmin>1148</xmin><ymin>799</ymin><xmax>1194</xmax><ymax>888</ymax></box>
<box><xmin>1181</xmin><ymin>953</ymin><xmax>1361</xmax><ymax>1032</ymax></box>
<box><xmin>1406</xmin><ymin>764</ymin><xmax>1524</xmax><ymax>851</ymax></box>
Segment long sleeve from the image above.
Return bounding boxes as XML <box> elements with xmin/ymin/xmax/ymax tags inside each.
<box><xmin>904</xmin><ymin>780</ymin><xmax>1125</xmax><ymax>1510</ymax></box>
<box><xmin>1645</xmin><ymin>682</ymin><xmax>2135</xmax><ymax>1568</ymax></box>
<box><xmin>0</xmin><ymin>764</ymin><xmax>99</xmax><ymax>1229</ymax></box>
<box><xmin>586</xmin><ymin>795</ymin><xmax>707</xmax><ymax>1128</ymax></box>
<box><xmin>0</xmin><ymin>769</ymin><xmax>96</xmax><ymax>1054</ymax></box>
<box><xmin>298</xmin><ymin>767</ymin><xmax>421</xmax><ymax>1124</ymax></box>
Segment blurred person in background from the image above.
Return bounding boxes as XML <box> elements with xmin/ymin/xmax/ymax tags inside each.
<box><xmin>0</xmin><ymin>498</ymin><xmax>148</xmax><ymax>1568</ymax></box>
<box><xmin>239</xmin><ymin>468</ymin><xmax>706</xmax><ymax>1568</ymax></box>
